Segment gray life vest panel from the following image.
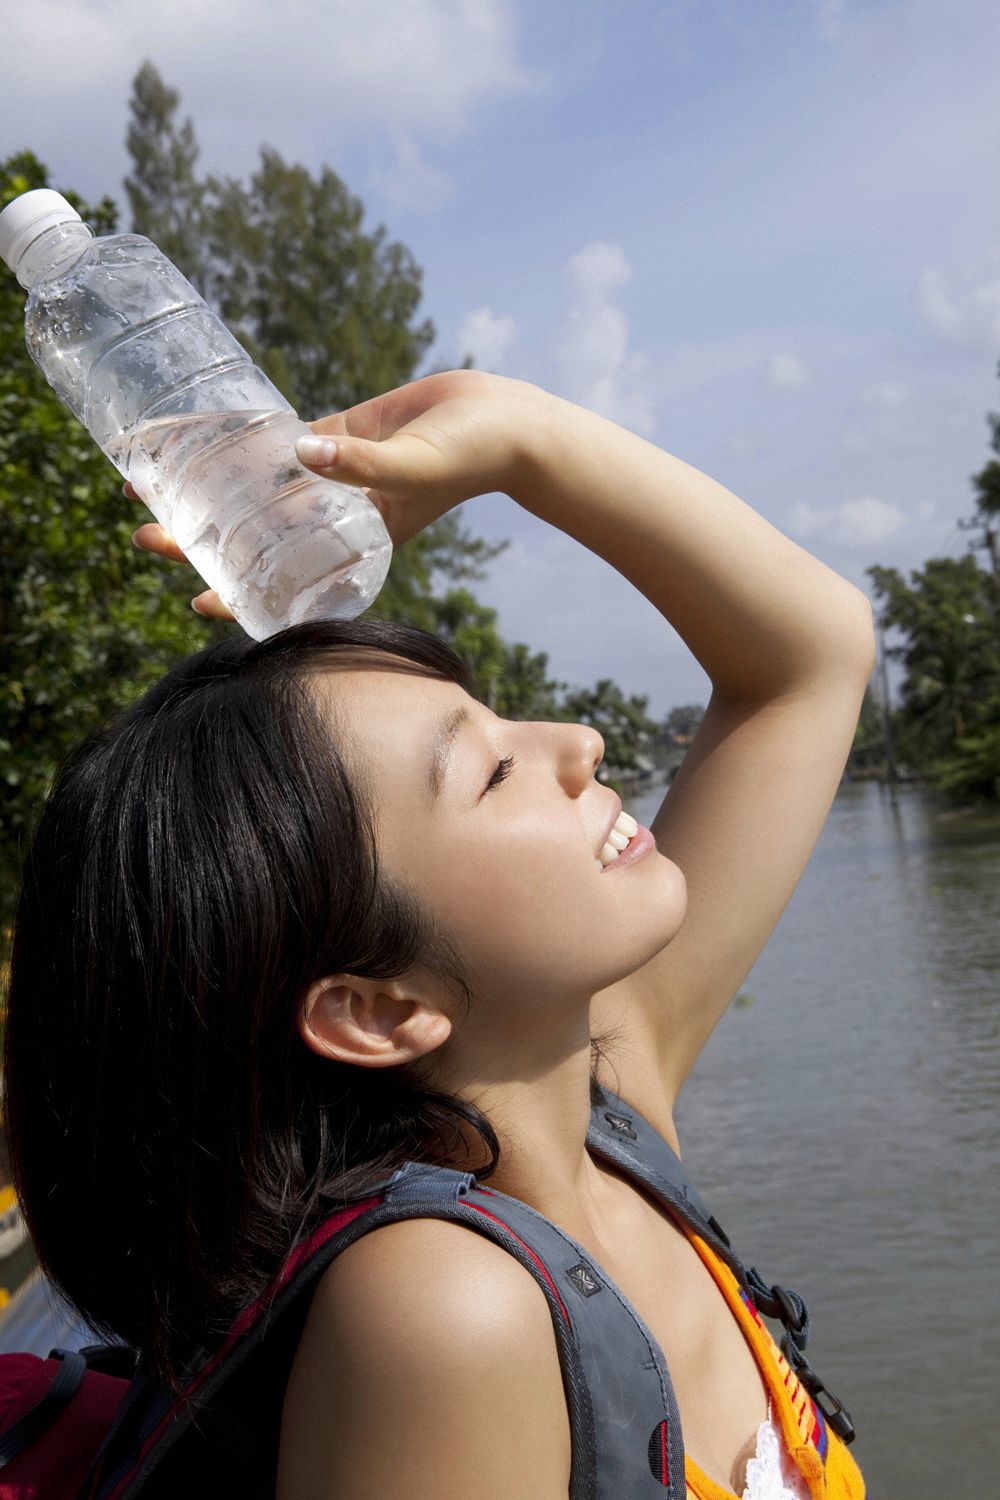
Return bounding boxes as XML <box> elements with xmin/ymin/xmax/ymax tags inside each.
<box><xmin>79</xmin><ymin>1085</ymin><xmax>854</xmax><ymax>1499</ymax></box>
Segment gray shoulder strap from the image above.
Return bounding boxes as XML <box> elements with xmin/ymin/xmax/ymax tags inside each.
<box><xmin>381</xmin><ymin>1159</ymin><xmax>687</xmax><ymax>1500</ymax></box>
<box><xmin>586</xmin><ymin>1088</ymin><xmax>741</xmax><ymax>1270</ymax></box>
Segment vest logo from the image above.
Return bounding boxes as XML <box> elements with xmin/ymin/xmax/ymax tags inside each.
<box><xmin>566</xmin><ymin>1262</ymin><xmax>602</xmax><ymax>1297</ymax></box>
<box><xmin>604</xmin><ymin>1110</ymin><xmax>637</xmax><ymax>1140</ymax></box>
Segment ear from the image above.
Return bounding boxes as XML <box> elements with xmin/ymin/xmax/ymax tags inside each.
<box><xmin>297</xmin><ymin>975</ymin><xmax>452</xmax><ymax>1069</ymax></box>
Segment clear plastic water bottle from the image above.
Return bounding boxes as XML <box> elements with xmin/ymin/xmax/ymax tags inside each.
<box><xmin>0</xmin><ymin>189</ymin><xmax>392</xmax><ymax>638</ymax></box>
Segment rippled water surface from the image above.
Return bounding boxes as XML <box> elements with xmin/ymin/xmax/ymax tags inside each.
<box><xmin>624</xmin><ymin>779</ymin><xmax>1000</xmax><ymax>1500</ymax></box>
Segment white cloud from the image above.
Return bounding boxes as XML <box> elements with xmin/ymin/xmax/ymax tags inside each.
<box><xmin>787</xmin><ymin>502</ymin><xmax>834</xmax><ymax>538</ymax></box>
<box><xmin>566</xmin><ymin>240</ymin><xmax>632</xmax><ymax>300</ymax></box>
<box><xmin>551</xmin><ymin>240</ymin><xmax>656</xmax><ymax>436</ymax></box>
<box><xmin>810</xmin><ymin>0</ymin><xmax>850</xmax><ymax>43</ymax></box>
<box><xmin>2</xmin><ymin>0</ymin><xmax>546</xmax><ymax>195</ymax></box>
<box><xmin>917</xmin><ymin>262</ymin><xmax>1000</xmax><ymax>354</ymax></box>
<box><xmin>787</xmin><ymin>496</ymin><xmax>905</xmax><ymax>548</ymax></box>
<box><xmin>765</xmin><ymin>352</ymin><xmax>810</xmax><ymax>391</ymax></box>
<box><xmin>840</xmin><ymin>377</ymin><xmax>949</xmax><ymax>453</ymax></box>
<box><xmin>370</xmin><ymin>133</ymin><xmax>452</xmax><ymax>213</ymax></box>
<box><xmin>840</xmin><ymin>497</ymin><xmax>906</xmax><ymax>543</ymax></box>
<box><xmin>861</xmin><ymin>380</ymin><xmax>910</xmax><ymax>409</ymax></box>
<box><xmin>455</xmin><ymin>307</ymin><xmax>516</xmax><ymax>371</ymax></box>
<box><xmin>653</xmin><ymin>329</ymin><xmax>874</xmax><ymax>404</ymax></box>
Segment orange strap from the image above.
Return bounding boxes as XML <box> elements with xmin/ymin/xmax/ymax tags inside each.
<box><xmin>681</xmin><ymin>1234</ymin><xmax>866</xmax><ymax>1500</ymax></box>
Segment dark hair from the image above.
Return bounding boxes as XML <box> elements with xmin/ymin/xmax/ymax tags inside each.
<box><xmin>3</xmin><ymin>618</ymin><xmax>619</xmax><ymax>1399</ymax></box>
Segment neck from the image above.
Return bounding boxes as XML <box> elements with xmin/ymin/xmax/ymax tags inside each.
<box><xmin>415</xmin><ymin>1001</ymin><xmax>620</xmax><ymax>1238</ymax></box>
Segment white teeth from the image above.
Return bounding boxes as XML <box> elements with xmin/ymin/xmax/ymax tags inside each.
<box><xmin>597</xmin><ymin>811</ymin><xmax>639</xmax><ymax>868</ymax></box>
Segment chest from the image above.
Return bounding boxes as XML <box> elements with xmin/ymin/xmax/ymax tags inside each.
<box><xmin>571</xmin><ymin>1177</ymin><xmax>772</xmax><ymax>1497</ymax></box>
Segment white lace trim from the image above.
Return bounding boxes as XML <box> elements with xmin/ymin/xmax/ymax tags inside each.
<box><xmin>741</xmin><ymin>1402</ymin><xmax>812</xmax><ymax>1500</ymax></box>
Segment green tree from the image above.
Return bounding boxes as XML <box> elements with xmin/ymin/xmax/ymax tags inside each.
<box><xmin>367</xmin><ymin>508</ymin><xmax>506</xmax><ymax>634</ymax></box>
<box><xmin>123</xmin><ymin>63</ymin><xmax>437</xmax><ymax>419</ymax></box>
<box><xmin>495</xmin><ymin>641</ymin><xmax>568</xmax><ymax>721</ymax></box>
<box><xmin>867</xmin><ymin>555</ymin><xmax>996</xmax><ymax>752</ymax></box>
<box><xmin>664</xmin><ymin>703</ymin><xmax>704</xmax><ymax>742</ymax></box>
<box><xmin>0</xmin><ymin>152</ymin><xmax>229</xmax><ymax>952</ymax></box>
<box><xmin>124</xmin><ymin>60</ymin><xmax>205</xmax><ymax>282</ymax></box>
<box><xmin>930</xmin><ymin>717</ymin><xmax>1000</xmax><ymax>799</ymax></box>
<box><xmin>415</xmin><ymin>586</ymin><xmax>566</xmax><ymax>720</ymax></box>
<box><xmin>559</xmin><ymin>679</ymin><xmax>659</xmax><ymax>784</ymax></box>
<box><xmin>119</xmin><ymin>66</ymin><xmax>646</xmax><ymax>737</ymax></box>
<box><xmin>846</xmin><ymin>683</ymin><xmax>889</xmax><ymax>776</ymax></box>
<box><xmin>866</xmin><ymin>372</ymin><xmax>1000</xmax><ymax>801</ymax></box>
<box><xmin>198</xmin><ymin>148</ymin><xmax>436</xmax><ymax>418</ymax></box>
<box><xmin>962</xmin><ymin>406</ymin><xmax>1000</xmax><ymax>613</ymax></box>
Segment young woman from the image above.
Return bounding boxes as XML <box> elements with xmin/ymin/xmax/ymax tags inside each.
<box><xmin>3</xmin><ymin>369</ymin><xmax>875</xmax><ymax>1498</ymax></box>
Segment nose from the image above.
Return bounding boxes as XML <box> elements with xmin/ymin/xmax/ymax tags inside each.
<box><xmin>555</xmin><ymin>721</ymin><xmax>605</xmax><ymax>794</ymax></box>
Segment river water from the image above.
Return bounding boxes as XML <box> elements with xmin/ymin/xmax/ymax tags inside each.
<box><xmin>623</xmin><ymin>778</ymin><xmax>1000</xmax><ymax>1500</ymax></box>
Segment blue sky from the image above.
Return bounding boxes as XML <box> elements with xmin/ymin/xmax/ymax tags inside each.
<box><xmin>3</xmin><ymin>0</ymin><xmax>999</xmax><ymax>716</ymax></box>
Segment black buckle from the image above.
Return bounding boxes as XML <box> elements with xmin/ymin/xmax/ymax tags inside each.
<box><xmin>812</xmin><ymin>1379</ymin><xmax>856</xmax><ymax>1445</ymax></box>
<box><xmin>793</xmin><ymin>1358</ymin><xmax>856</xmax><ymax>1445</ymax></box>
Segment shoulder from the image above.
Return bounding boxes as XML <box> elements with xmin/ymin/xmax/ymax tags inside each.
<box><xmin>277</xmin><ymin>1216</ymin><xmax>572</xmax><ymax>1500</ymax></box>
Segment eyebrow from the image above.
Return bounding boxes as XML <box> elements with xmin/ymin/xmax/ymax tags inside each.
<box><xmin>428</xmin><ymin>706</ymin><xmax>472</xmax><ymax>801</ymax></box>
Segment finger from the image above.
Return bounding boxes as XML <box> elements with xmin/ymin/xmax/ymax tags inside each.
<box><xmin>294</xmin><ymin>429</ymin><xmax>439</xmax><ymax>496</ymax></box>
<box><xmin>131</xmin><ymin>523</ymin><xmax>188</xmax><ymax>563</ymax></box>
<box><xmin>192</xmin><ymin>590</ymin><xmax>236</xmax><ymax>621</ymax></box>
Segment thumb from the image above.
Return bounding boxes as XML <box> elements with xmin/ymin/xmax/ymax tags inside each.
<box><xmin>294</xmin><ymin>430</ymin><xmax>436</xmax><ymax>496</ymax></box>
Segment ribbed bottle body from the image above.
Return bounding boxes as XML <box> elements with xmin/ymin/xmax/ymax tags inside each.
<box><xmin>23</xmin><ymin>232</ymin><xmax>391</xmax><ymax>636</ymax></box>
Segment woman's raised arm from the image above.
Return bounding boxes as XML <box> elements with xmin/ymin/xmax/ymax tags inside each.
<box><xmin>504</xmin><ymin>385</ymin><xmax>877</xmax><ymax>1112</ymax></box>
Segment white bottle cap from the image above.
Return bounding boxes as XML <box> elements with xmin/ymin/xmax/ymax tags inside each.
<box><xmin>0</xmin><ymin>189</ymin><xmax>83</xmax><ymax>274</ymax></box>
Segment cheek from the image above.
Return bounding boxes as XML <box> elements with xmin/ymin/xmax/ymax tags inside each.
<box><xmin>420</xmin><ymin>832</ymin><xmax>618</xmax><ymax>984</ymax></box>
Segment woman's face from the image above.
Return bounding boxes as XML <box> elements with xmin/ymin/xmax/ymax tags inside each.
<box><xmin>312</xmin><ymin>661</ymin><xmax>687</xmax><ymax>1025</ymax></box>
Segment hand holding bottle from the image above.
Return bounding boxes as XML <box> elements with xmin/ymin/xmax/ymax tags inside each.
<box><xmin>129</xmin><ymin>368</ymin><xmax>540</xmax><ymax>618</ymax></box>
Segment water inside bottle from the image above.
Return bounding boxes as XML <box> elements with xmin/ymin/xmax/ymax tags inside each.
<box><xmin>107</xmin><ymin>409</ymin><xmax>285</xmax><ymax>540</ymax></box>
<box><xmin>108</xmin><ymin>407</ymin><xmax>390</xmax><ymax>638</ymax></box>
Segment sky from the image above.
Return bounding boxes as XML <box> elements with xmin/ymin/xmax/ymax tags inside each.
<box><xmin>3</xmin><ymin>0</ymin><xmax>1000</xmax><ymax>718</ymax></box>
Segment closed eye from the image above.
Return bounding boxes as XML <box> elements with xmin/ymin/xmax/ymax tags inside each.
<box><xmin>483</xmin><ymin>754</ymin><xmax>515</xmax><ymax>795</ymax></box>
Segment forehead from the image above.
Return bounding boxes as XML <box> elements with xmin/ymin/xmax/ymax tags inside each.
<box><xmin>307</xmin><ymin>658</ymin><xmax>472</xmax><ymax>761</ymax></box>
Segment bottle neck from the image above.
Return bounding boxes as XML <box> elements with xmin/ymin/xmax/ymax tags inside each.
<box><xmin>16</xmin><ymin>220</ymin><xmax>94</xmax><ymax>289</ymax></box>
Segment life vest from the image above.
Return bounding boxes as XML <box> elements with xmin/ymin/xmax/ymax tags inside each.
<box><xmin>0</xmin><ymin>1085</ymin><xmax>864</xmax><ymax>1499</ymax></box>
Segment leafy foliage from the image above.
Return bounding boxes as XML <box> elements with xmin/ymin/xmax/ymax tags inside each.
<box><xmin>125</xmin><ymin>61</ymin><xmax>436</xmax><ymax>420</ymax></box>
<box><xmin>200</xmin><ymin>147</ymin><xmax>437</xmax><ymax>418</ymax></box>
<box><xmin>124</xmin><ymin>61</ymin><xmax>205</xmax><ymax>277</ymax></box>
<box><xmin>560</xmin><ymin>678</ymin><xmax>658</xmax><ymax>777</ymax></box>
<box><xmin>664</xmin><ymin>703</ymin><xmax>705</xmax><ymax>742</ymax></box>
<box><xmin>866</xmin><ymin>367</ymin><xmax>1000</xmax><ymax>802</ymax></box>
<box><xmin>0</xmin><ymin>151</ymin><xmax>232</xmax><ymax>948</ymax></box>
